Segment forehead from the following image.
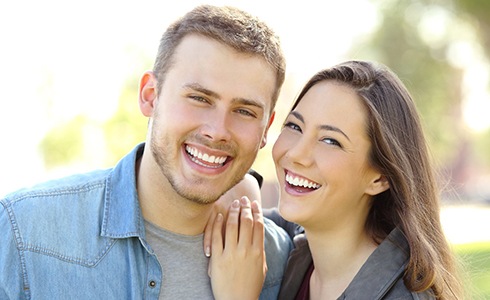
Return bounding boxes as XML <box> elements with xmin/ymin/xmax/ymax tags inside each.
<box><xmin>295</xmin><ymin>81</ymin><xmax>368</xmax><ymax>131</ymax></box>
<box><xmin>167</xmin><ymin>34</ymin><xmax>277</xmax><ymax>110</ymax></box>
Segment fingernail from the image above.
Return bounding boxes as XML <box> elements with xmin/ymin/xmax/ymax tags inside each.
<box><xmin>232</xmin><ymin>199</ymin><xmax>240</xmax><ymax>208</ymax></box>
<box><xmin>240</xmin><ymin>197</ymin><xmax>249</xmax><ymax>205</ymax></box>
<box><xmin>217</xmin><ymin>213</ymin><xmax>223</xmax><ymax>221</ymax></box>
<box><xmin>205</xmin><ymin>246</ymin><xmax>211</xmax><ymax>258</ymax></box>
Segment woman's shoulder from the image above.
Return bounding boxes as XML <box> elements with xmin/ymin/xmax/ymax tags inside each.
<box><xmin>383</xmin><ymin>278</ymin><xmax>435</xmax><ymax>299</ymax></box>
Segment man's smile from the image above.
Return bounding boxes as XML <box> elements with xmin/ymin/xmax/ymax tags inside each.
<box><xmin>185</xmin><ymin>145</ymin><xmax>229</xmax><ymax>168</ymax></box>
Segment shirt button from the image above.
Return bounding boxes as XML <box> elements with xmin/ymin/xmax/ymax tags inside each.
<box><xmin>149</xmin><ymin>280</ymin><xmax>156</xmax><ymax>288</ymax></box>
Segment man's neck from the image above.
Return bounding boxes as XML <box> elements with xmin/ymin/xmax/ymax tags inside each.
<box><xmin>136</xmin><ymin>153</ymin><xmax>212</xmax><ymax>236</ymax></box>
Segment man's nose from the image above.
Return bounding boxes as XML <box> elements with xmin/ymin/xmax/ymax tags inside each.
<box><xmin>199</xmin><ymin>111</ymin><xmax>232</xmax><ymax>143</ymax></box>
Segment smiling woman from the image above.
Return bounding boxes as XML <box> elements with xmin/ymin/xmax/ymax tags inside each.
<box><xmin>268</xmin><ymin>61</ymin><xmax>464</xmax><ymax>299</ymax></box>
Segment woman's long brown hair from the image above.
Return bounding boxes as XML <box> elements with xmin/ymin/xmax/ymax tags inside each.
<box><xmin>291</xmin><ymin>60</ymin><xmax>463</xmax><ymax>299</ymax></box>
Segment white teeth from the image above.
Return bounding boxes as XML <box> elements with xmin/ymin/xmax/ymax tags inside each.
<box><xmin>185</xmin><ymin>146</ymin><xmax>227</xmax><ymax>165</ymax></box>
<box><xmin>286</xmin><ymin>173</ymin><xmax>320</xmax><ymax>189</ymax></box>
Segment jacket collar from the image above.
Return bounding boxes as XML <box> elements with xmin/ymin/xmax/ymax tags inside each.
<box><xmin>341</xmin><ymin>227</ymin><xmax>409</xmax><ymax>299</ymax></box>
<box><xmin>279</xmin><ymin>228</ymin><xmax>410</xmax><ymax>300</ymax></box>
<box><xmin>278</xmin><ymin>233</ymin><xmax>312</xmax><ymax>300</ymax></box>
<box><xmin>101</xmin><ymin>143</ymin><xmax>146</xmax><ymax>239</ymax></box>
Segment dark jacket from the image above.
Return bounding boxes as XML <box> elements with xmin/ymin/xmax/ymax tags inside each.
<box><xmin>265</xmin><ymin>209</ymin><xmax>435</xmax><ymax>300</ymax></box>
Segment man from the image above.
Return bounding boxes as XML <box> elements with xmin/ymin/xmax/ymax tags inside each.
<box><xmin>0</xmin><ymin>5</ymin><xmax>291</xmax><ymax>300</ymax></box>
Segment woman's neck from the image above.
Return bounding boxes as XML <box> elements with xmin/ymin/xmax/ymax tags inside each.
<box><xmin>305</xmin><ymin>226</ymin><xmax>377</xmax><ymax>300</ymax></box>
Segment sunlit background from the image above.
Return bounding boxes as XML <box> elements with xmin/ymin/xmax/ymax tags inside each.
<box><xmin>1</xmin><ymin>0</ymin><xmax>490</xmax><ymax>297</ymax></box>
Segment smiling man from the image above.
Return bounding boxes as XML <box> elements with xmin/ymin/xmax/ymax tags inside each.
<box><xmin>138</xmin><ymin>34</ymin><xmax>276</xmax><ymax>215</ymax></box>
<box><xmin>0</xmin><ymin>5</ymin><xmax>291</xmax><ymax>300</ymax></box>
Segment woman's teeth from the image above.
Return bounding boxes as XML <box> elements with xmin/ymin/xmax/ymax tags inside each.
<box><xmin>286</xmin><ymin>173</ymin><xmax>320</xmax><ymax>189</ymax></box>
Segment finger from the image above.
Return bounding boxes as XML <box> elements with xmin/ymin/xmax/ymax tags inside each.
<box><xmin>251</xmin><ymin>200</ymin><xmax>265</xmax><ymax>249</ymax></box>
<box><xmin>224</xmin><ymin>199</ymin><xmax>240</xmax><ymax>250</ymax></box>
<box><xmin>211</xmin><ymin>213</ymin><xmax>225</xmax><ymax>257</ymax></box>
<box><xmin>238</xmin><ymin>196</ymin><xmax>254</xmax><ymax>247</ymax></box>
<box><xmin>204</xmin><ymin>212</ymin><xmax>216</xmax><ymax>257</ymax></box>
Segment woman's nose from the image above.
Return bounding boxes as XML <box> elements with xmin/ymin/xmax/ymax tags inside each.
<box><xmin>287</xmin><ymin>135</ymin><xmax>316</xmax><ymax>167</ymax></box>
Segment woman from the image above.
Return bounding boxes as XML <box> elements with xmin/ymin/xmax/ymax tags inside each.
<box><xmin>272</xmin><ymin>60</ymin><xmax>461</xmax><ymax>299</ymax></box>
<box><xmin>207</xmin><ymin>60</ymin><xmax>462</xmax><ymax>299</ymax></box>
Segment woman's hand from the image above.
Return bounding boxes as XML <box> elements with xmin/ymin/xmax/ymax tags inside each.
<box><xmin>204</xmin><ymin>173</ymin><xmax>262</xmax><ymax>257</ymax></box>
<box><xmin>208</xmin><ymin>197</ymin><xmax>267</xmax><ymax>300</ymax></box>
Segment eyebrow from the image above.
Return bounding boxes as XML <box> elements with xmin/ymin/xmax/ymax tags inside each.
<box><xmin>290</xmin><ymin>111</ymin><xmax>351</xmax><ymax>141</ymax></box>
<box><xmin>183</xmin><ymin>83</ymin><xmax>266</xmax><ymax>111</ymax></box>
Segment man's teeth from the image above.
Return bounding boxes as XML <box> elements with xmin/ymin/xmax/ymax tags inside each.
<box><xmin>286</xmin><ymin>173</ymin><xmax>320</xmax><ymax>189</ymax></box>
<box><xmin>186</xmin><ymin>146</ymin><xmax>227</xmax><ymax>164</ymax></box>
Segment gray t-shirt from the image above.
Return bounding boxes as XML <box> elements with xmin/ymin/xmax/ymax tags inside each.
<box><xmin>145</xmin><ymin>220</ymin><xmax>213</xmax><ymax>299</ymax></box>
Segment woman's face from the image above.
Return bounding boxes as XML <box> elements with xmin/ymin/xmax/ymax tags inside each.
<box><xmin>272</xmin><ymin>81</ymin><xmax>386</xmax><ymax>231</ymax></box>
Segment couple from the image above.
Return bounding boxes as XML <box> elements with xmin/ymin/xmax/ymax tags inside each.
<box><xmin>0</xmin><ymin>4</ymin><xmax>461</xmax><ymax>300</ymax></box>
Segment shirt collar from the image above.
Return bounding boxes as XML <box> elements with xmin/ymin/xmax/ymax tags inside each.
<box><xmin>101</xmin><ymin>143</ymin><xmax>146</xmax><ymax>239</ymax></box>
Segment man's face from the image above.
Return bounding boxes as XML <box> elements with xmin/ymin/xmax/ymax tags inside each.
<box><xmin>141</xmin><ymin>34</ymin><xmax>276</xmax><ymax>204</ymax></box>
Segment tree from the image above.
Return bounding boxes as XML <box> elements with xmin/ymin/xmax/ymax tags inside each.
<box><xmin>352</xmin><ymin>0</ymin><xmax>490</xmax><ymax>198</ymax></box>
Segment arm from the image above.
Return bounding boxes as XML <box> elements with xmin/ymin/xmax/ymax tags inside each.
<box><xmin>0</xmin><ymin>201</ymin><xmax>27</xmax><ymax>299</ymax></box>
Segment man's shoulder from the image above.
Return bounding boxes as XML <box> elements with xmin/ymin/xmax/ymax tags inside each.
<box><xmin>261</xmin><ymin>217</ymin><xmax>292</xmax><ymax>293</ymax></box>
<box><xmin>0</xmin><ymin>168</ymin><xmax>111</xmax><ymax>239</ymax></box>
<box><xmin>263</xmin><ymin>213</ymin><xmax>294</xmax><ymax>260</ymax></box>
<box><xmin>263</xmin><ymin>217</ymin><xmax>292</xmax><ymax>249</ymax></box>
<box><xmin>2</xmin><ymin>168</ymin><xmax>110</xmax><ymax>206</ymax></box>
<box><xmin>0</xmin><ymin>168</ymin><xmax>118</xmax><ymax>268</ymax></box>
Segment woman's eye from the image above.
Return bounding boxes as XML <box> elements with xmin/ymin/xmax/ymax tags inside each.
<box><xmin>321</xmin><ymin>138</ymin><xmax>341</xmax><ymax>147</ymax></box>
<box><xmin>284</xmin><ymin>121</ymin><xmax>302</xmax><ymax>132</ymax></box>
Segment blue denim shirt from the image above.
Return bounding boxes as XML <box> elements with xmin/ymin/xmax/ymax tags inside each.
<box><xmin>0</xmin><ymin>143</ymin><xmax>292</xmax><ymax>300</ymax></box>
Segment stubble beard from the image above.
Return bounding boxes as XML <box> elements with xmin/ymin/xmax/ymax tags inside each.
<box><xmin>150</xmin><ymin>132</ymin><xmax>247</xmax><ymax>206</ymax></box>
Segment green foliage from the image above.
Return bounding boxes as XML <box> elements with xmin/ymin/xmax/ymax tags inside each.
<box><xmin>355</xmin><ymin>0</ymin><xmax>464</xmax><ymax>164</ymax></box>
<box><xmin>102</xmin><ymin>78</ymin><xmax>147</xmax><ymax>166</ymax></box>
<box><xmin>39</xmin><ymin>115</ymin><xmax>86</xmax><ymax>168</ymax></box>
<box><xmin>38</xmin><ymin>47</ymin><xmax>152</xmax><ymax>169</ymax></box>
<box><xmin>473</xmin><ymin>129</ymin><xmax>490</xmax><ymax>167</ymax></box>
<box><xmin>455</xmin><ymin>242</ymin><xmax>490</xmax><ymax>299</ymax></box>
<box><xmin>454</xmin><ymin>0</ymin><xmax>490</xmax><ymax>59</ymax></box>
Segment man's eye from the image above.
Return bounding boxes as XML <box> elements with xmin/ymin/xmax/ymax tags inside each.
<box><xmin>236</xmin><ymin>108</ymin><xmax>256</xmax><ymax>118</ymax></box>
<box><xmin>189</xmin><ymin>95</ymin><xmax>209</xmax><ymax>103</ymax></box>
<box><xmin>284</xmin><ymin>121</ymin><xmax>301</xmax><ymax>132</ymax></box>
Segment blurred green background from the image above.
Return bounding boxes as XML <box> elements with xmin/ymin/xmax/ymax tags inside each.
<box><xmin>1</xmin><ymin>0</ymin><xmax>489</xmax><ymax>297</ymax></box>
<box><xmin>455</xmin><ymin>242</ymin><xmax>490</xmax><ymax>299</ymax></box>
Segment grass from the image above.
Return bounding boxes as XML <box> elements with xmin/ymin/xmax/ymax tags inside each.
<box><xmin>454</xmin><ymin>241</ymin><xmax>490</xmax><ymax>299</ymax></box>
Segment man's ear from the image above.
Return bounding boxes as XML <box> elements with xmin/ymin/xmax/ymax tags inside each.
<box><xmin>365</xmin><ymin>174</ymin><xmax>390</xmax><ymax>196</ymax></box>
<box><xmin>139</xmin><ymin>71</ymin><xmax>158</xmax><ymax>117</ymax></box>
<box><xmin>260</xmin><ymin>111</ymin><xmax>275</xmax><ymax>149</ymax></box>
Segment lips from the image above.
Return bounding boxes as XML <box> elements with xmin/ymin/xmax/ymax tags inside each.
<box><xmin>185</xmin><ymin>145</ymin><xmax>228</xmax><ymax>168</ymax></box>
<box><xmin>285</xmin><ymin>170</ymin><xmax>321</xmax><ymax>193</ymax></box>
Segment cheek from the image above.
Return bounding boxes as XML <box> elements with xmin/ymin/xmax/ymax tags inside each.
<box><xmin>316</xmin><ymin>152</ymin><xmax>344</xmax><ymax>174</ymax></box>
<box><xmin>231</xmin><ymin>119</ymin><xmax>265</xmax><ymax>140</ymax></box>
<box><xmin>272</xmin><ymin>131</ymin><xmax>297</xmax><ymax>161</ymax></box>
<box><xmin>272</xmin><ymin>134</ymin><xmax>287</xmax><ymax>164</ymax></box>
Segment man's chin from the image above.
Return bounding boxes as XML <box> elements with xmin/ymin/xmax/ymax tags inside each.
<box><xmin>176</xmin><ymin>188</ymin><xmax>222</xmax><ymax>206</ymax></box>
<box><xmin>185</xmin><ymin>196</ymin><xmax>218</xmax><ymax>206</ymax></box>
